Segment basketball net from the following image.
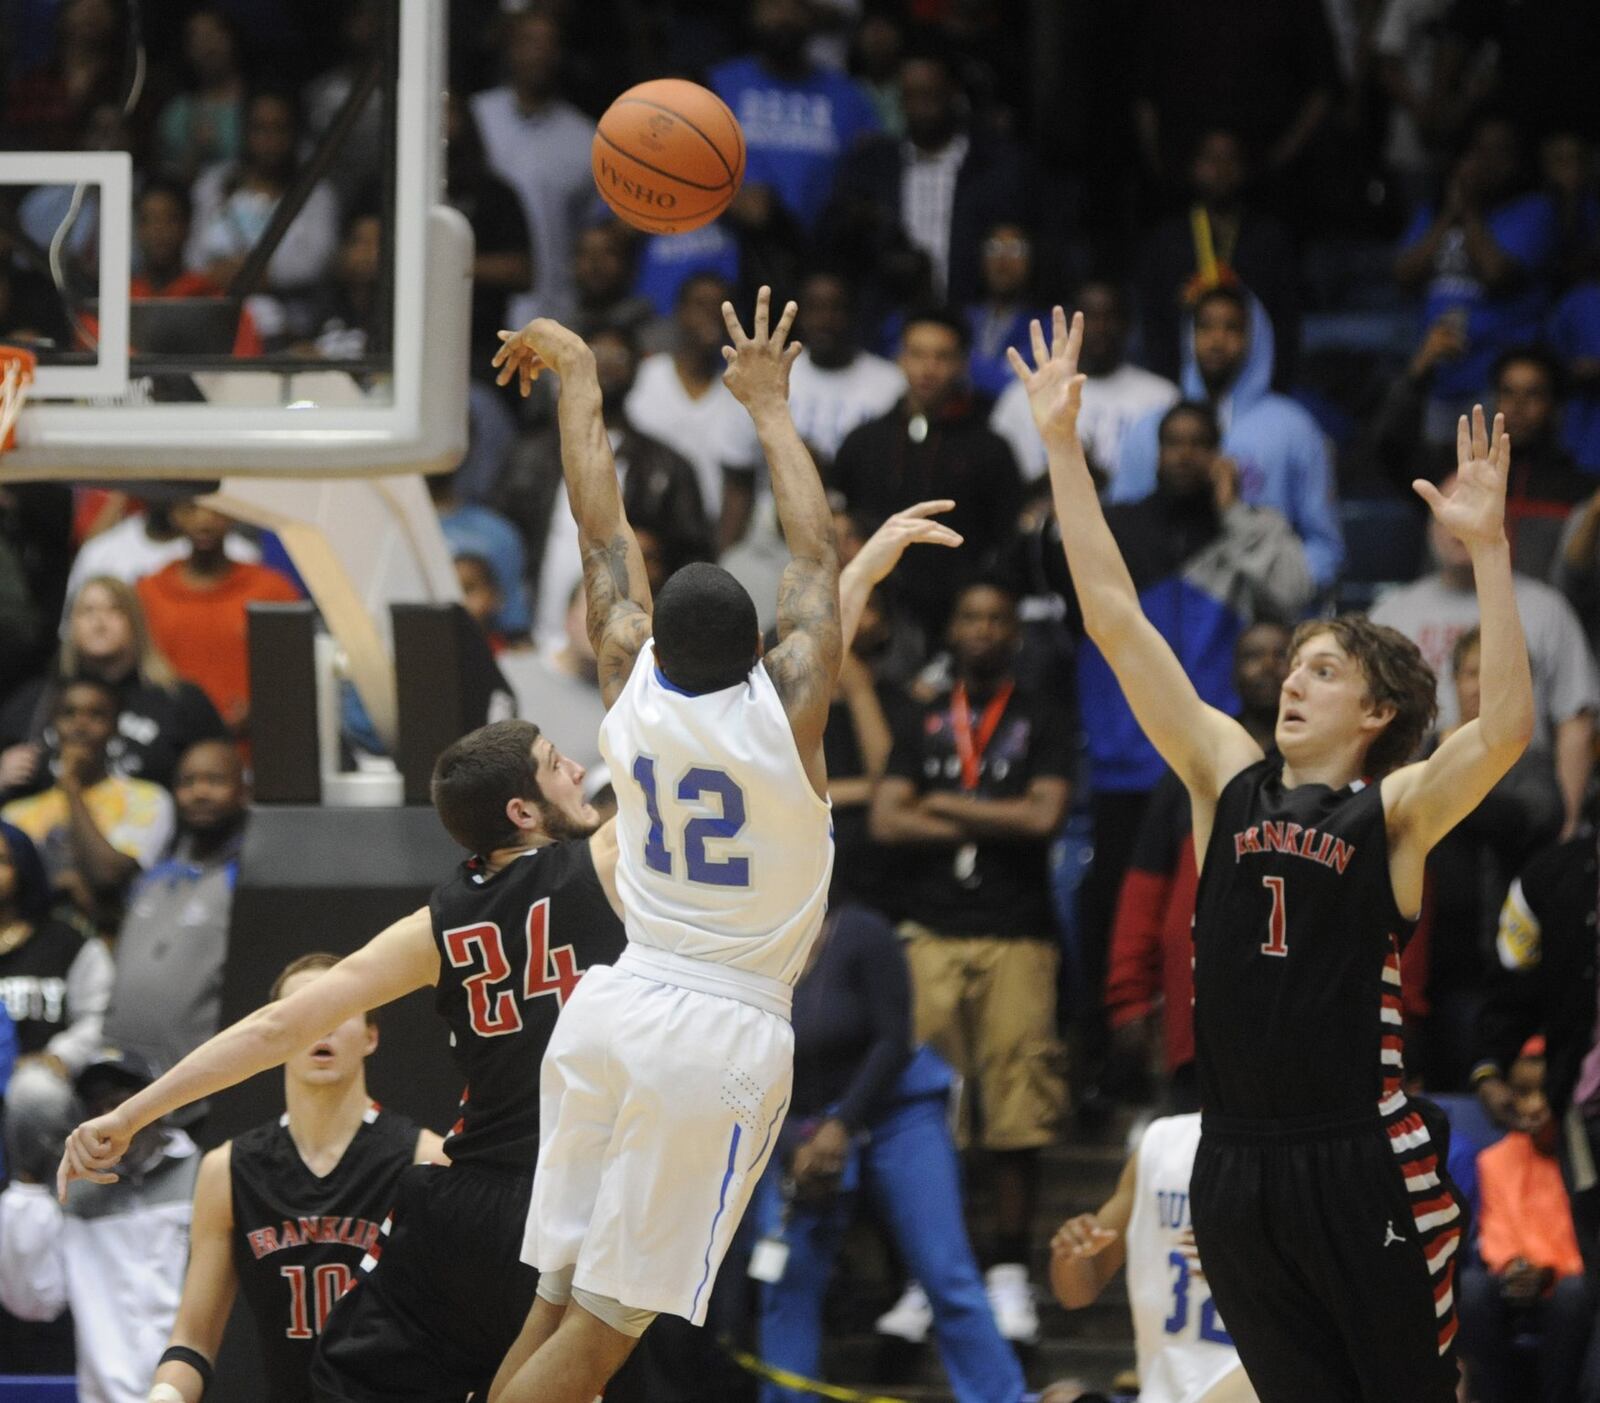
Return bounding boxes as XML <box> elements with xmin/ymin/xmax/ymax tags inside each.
<box><xmin>0</xmin><ymin>347</ymin><xmax>36</xmax><ymax>453</ymax></box>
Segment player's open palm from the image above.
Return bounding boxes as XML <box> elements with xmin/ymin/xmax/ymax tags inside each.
<box><xmin>1414</xmin><ymin>403</ymin><xmax>1511</xmax><ymax>548</ymax></box>
<box><xmin>848</xmin><ymin>500</ymin><xmax>964</xmax><ymax>587</ymax></box>
<box><xmin>720</xmin><ymin>285</ymin><xmax>801</xmax><ymax>410</ymax></box>
<box><xmin>57</xmin><ymin>1111</ymin><xmax>132</xmax><ymax>1198</ymax></box>
<box><xmin>1006</xmin><ymin>306</ymin><xmax>1087</xmax><ymax>454</ymax></box>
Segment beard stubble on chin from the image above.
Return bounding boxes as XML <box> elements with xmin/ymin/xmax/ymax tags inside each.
<box><xmin>536</xmin><ymin>798</ymin><xmax>600</xmax><ymax>844</ymax></box>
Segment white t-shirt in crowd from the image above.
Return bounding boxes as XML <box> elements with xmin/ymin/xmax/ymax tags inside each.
<box><xmin>472</xmin><ymin>87</ymin><xmax>597</xmax><ymax>325</ymax></box>
<box><xmin>991</xmin><ymin>362</ymin><xmax>1180</xmax><ymax>485</ymax></box>
<box><xmin>625</xmin><ymin>353</ymin><xmax>753</xmax><ymax>516</ymax></box>
<box><xmin>1370</xmin><ymin>572</ymin><xmax>1600</xmax><ymax>749</ymax></box>
<box><xmin>719</xmin><ymin>348</ymin><xmax>906</xmax><ymax>469</ymax></box>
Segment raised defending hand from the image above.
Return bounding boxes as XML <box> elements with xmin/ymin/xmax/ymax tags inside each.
<box><xmin>1051</xmin><ymin>1213</ymin><xmax>1119</xmax><ymax>1260</ymax></box>
<box><xmin>491</xmin><ymin>318</ymin><xmax>594</xmax><ymax>398</ymax></box>
<box><xmin>847</xmin><ymin>500</ymin><xmax>964</xmax><ymax>587</ymax></box>
<box><xmin>1414</xmin><ymin>404</ymin><xmax>1511</xmax><ymax>549</ymax></box>
<box><xmin>1006</xmin><ymin>306</ymin><xmax>1087</xmax><ymax>454</ymax></box>
<box><xmin>720</xmin><ymin>285</ymin><xmax>801</xmax><ymax>411</ymax></box>
<box><xmin>57</xmin><ymin>1109</ymin><xmax>133</xmax><ymax>1199</ymax></box>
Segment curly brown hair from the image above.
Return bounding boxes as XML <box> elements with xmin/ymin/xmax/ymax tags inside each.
<box><xmin>1289</xmin><ymin>615</ymin><xmax>1438</xmax><ymax>776</ymax></box>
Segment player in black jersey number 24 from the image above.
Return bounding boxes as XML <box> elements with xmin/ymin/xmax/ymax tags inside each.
<box><xmin>1009</xmin><ymin>309</ymin><xmax>1533</xmax><ymax>1403</ymax></box>
<box><xmin>147</xmin><ymin>954</ymin><xmax>442</xmax><ymax>1403</ymax></box>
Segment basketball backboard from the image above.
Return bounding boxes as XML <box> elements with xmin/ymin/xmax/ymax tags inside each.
<box><xmin>0</xmin><ymin>0</ymin><xmax>468</xmax><ymax>482</ymax></box>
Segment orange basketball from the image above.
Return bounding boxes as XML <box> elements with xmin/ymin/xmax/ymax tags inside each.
<box><xmin>592</xmin><ymin>79</ymin><xmax>745</xmax><ymax>235</ymax></box>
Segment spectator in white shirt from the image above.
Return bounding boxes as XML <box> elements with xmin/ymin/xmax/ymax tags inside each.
<box><xmin>721</xmin><ymin>269</ymin><xmax>906</xmax><ymax>538</ymax></box>
<box><xmin>186</xmin><ymin>88</ymin><xmax>340</xmax><ymax>343</ymax></box>
<box><xmin>719</xmin><ymin>271</ymin><xmax>907</xmax><ymax>622</ymax></box>
<box><xmin>1371</xmin><ymin>492</ymin><xmax>1599</xmax><ymax>836</ymax></box>
<box><xmin>0</xmin><ymin>1049</ymin><xmax>197</xmax><ymax>1403</ymax></box>
<box><xmin>471</xmin><ymin>11</ymin><xmax>597</xmax><ymax>325</ymax></box>
<box><xmin>624</xmin><ymin>272</ymin><xmax>759</xmax><ymax>536</ymax></box>
<box><xmin>992</xmin><ymin>279</ymin><xmax>1179</xmax><ymax>487</ymax></box>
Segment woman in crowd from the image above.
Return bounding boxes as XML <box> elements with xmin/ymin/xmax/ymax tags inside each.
<box><xmin>0</xmin><ymin>820</ymin><xmax>112</xmax><ymax>1183</ymax></box>
<box><xmin>0</xmin><ymin>577</ymin><xmax>227</xmax><ymax>802</ymax></box>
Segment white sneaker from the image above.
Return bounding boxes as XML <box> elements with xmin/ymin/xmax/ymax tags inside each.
<box><xmin>875</xmin><ymin>1280</ymin><xmax>934</xmax><ymax>1343</ymax></box>
<box><xmin>985</xmin><ymin>1263</ymin><xmax>1039</xmax><ymax>1344</ymax></box>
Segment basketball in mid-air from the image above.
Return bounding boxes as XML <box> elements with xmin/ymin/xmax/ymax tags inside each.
<box><xmin>592</xmin><ymin>79</ymin><xmax>745</xmax><ymax>235</ymax></box>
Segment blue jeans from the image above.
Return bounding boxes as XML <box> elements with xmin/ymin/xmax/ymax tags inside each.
<box><xmin>1457</xmin><ymin>1262</ymin><xmax>1597</xmax><ymax>1403</ymax></box>
<box><xmin>753</xmin><ymin>1093</ymin><xmax>1024</xmax><ymax>1403</ymax></box>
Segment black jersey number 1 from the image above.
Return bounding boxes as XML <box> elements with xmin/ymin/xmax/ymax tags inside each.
<box><xmin>1260</xmin><ymin>875</ymin><xmax>1289</xmax><ymax>957</ymax></box>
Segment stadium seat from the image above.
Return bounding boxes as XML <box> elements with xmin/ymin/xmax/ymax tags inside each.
<box><xmin>1334</xmin><ymin>497</ymin><xmax>1428</xmax><ymax>613</ymax></box>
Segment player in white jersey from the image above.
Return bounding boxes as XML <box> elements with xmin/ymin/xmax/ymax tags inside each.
<box><xmin>1051</xmin><ymin>1114</ymin><xmax>1258</xmax><ymax>1403</ymax></box>
<box><xmin>486</xmin><ymin>291</ymin><xmax>960</xmax><ymax>1403</ymax></box>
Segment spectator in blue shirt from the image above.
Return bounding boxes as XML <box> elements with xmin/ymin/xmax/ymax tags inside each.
<box><xmin>1112</xmin><ymin>284</ymin><xmax>1343</xmax><ymax>589</ymax></box>
<box><xmin>1395</xmin><ymin>115</ymin><xmax>1558</xmax><ymax>427</ymax></box>
<box><xmin>965</xmin><ymin>222</ymin><xmax>1044</xmax><ymax>404</ymax></box>
<box><xmin>708</xmin><ymin>0</ymin><xmax>879</xmax><ymax>233</ymax></box>
<box><xmin>1549</xmin><ymin>279</ymin><xmax>1600</xmax><ymax>472</ymax></box>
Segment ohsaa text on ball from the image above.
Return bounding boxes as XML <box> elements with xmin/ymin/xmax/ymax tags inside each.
<box><xmin>596</xmin><ymin>157</ymin><xmax>679</xmax><ymax>210</ymax></box>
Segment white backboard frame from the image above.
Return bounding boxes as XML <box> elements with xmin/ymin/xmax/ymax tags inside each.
<box><xmin>0</xmin><ymin>0</ymin><xmax>469</xmax><ymax>481</ymax></box>
<box><xmin>0</xmin><ymin>151</ymin><xmax>131</xmax><ymax>398</ymax></box>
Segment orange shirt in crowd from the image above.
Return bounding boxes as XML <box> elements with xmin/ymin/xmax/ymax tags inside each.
<box><xmin>137</xmin><ymin>560</ymin><xmax>301</xmax><ymax>729</ymax></box>
<box><xmin>1475</xmin><ymin>1131</ymin><xmax>1585</xmax><ymax>1279</ymax></box>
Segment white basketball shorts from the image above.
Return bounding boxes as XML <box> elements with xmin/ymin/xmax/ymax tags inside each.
<box><xmin>521</xmin><ymin>961</ymin><xmax>793</xmax><ymax>1325</ymax></box>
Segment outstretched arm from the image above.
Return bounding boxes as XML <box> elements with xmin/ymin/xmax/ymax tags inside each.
<box><xmin>1011</xmin><ymin>308</ymin><xmax>1261</xmax><ymax>803</ymax></box>
<box><xmin>721</xmin><ymin>288</ymin><xmax>841</xmax><ymax>768</ymax></box>
<box><xmin>838</xmin><ymin>500</ymin><xmax>963</xmax><ymax>647</ymax></box>
<box><xmin>1385</xmin><ymin>408</ymin><xmax>1535</xmax><ymax>907</ymax></box>
<box><xmin>1050</xmin><ymin>1148</ymin><xmax>1135</xmax><ymax>1309</ymax></box>
<box><xmin>150</xmin><ymin>1145</ymin><xmax>237</xmax><ymax>1402</ymax></box>
<box><xmin>58</xmin><ymin>911</ymin><xmax>439</xmax><ymax>1196</ymax></box>
<box><xmin>494</xmin><ymin>320</ymin><xmax>652</xmax><ymax>707</ymax></box>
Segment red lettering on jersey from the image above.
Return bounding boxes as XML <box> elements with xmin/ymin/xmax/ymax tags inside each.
<box><xmin>1311</xmin><ymin>831</ymin><xmax>1334</xmax><ymax>865</ymax></box>
<box><xmin>1261</xmin><ymin>821</ymin><xmax>1286</xmax><ymax>852</ymax></box>
<box><xmin>249</xmin><ymin>1227</ymin><xmax>278</xmax><ymax>1259</ymax></box>
<box><xmin>1244</xmin><ymin>827</ymin><xmax>1262</xmax><ymax>853</ymax></box>
<box><xmin>1235</xmin><ymin>831</ymin><xmax>1248</xmax><ymax>861</ymax></box>
<box><xmin>298</xmin><ymin>1217</ymin><xmax>326</xmax><ymax>1244</ymax></box>
<box><xmin>1330</xmin><ymin>838</ymin><xmax>1354</xmax><ymax>874</ymax></box>
<box><xmin>1296</xmin><ymin>825</ymin><xmax>1319</xmax><ymax>858</ymax></box>
<box><xmin>1283</xmin><ymin>823</ymin><xmax>1303</xmax><ymax>854</ymax></box>
<box><xmin>280</xmin><ymin>1221</ymin><xmax>303</xmax><ymax>1249</ymax></box>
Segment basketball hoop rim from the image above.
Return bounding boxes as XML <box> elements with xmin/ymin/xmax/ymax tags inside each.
<box><xmin>0</xmin><ymin>346</ymin><xmax>38</xmax><ymax>453</ymax></box>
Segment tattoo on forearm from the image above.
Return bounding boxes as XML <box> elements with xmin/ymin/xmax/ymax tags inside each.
<box><xmin>767</xmin><ymin>557</ymin><xmax>841</xmax><ymax>715</ymax></box>
<box><xmin>581</xmin><ymin>531</ymin><xmax>651</xmax><ymax>703</ymax></box>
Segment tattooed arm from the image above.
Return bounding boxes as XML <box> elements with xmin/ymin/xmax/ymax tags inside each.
<box><xmin>494</xmin><ymin>318</ymin><xmax>652</xmax><ymax>708</ymax></box>
<box><xmin>721</xmin><ymin>289</ymin><xmax>840</xmax><ymax>796</ymax></box>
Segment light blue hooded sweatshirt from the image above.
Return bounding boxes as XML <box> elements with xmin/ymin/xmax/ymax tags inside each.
<box><xmin>1110</xmin><ymin>293</ymin><xmax>1344</xmax><ymax>588</ymax></box>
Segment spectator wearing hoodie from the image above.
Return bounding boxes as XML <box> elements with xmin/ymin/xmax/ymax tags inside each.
<box><xmin>1111</xmin><ymin>285</ymin><xmax>1343</xmax><ymax>590</ymax></box>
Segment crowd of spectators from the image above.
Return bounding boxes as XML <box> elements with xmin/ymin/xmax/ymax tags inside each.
<box><xmin>7</xmin><ymin>0</ymin><xmax>1600</xmax><ymax>1399</ymax></box>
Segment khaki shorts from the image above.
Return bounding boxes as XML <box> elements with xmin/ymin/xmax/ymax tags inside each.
<box><xmin>900</xmin><ymin>923</ymin><xmax>1068</xmax><ymax>1151</ymax></box>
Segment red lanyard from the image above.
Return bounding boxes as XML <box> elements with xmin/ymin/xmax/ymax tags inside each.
<box><xmin>950</xmin><ymin>681</ymin><xmax>1014</xmax><ymax>791</ymax></box>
